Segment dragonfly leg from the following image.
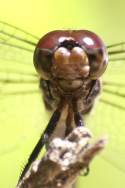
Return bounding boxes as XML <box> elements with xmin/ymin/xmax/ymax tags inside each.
<box><xmin>18</xmin><ymin>108</ymin><xmax>61</xmax><ymax>183</ymax></box>
<box><xmin>74</xmin><ymin>111</ymin><xmax>85</xmax><ymax>127</ymax></box>
<box><xmin>65</xmin><ymin>103</ymin><xmax>85</xmax><ymax>137</ymax></box>
<box><xmin>74</xmin><ymin>111</ymin><xmax>91</xmax><ymax>176</ymax></box>
<box><xmin>65</xmin><ymin>107</ymin><xmax>74</xmax><ymax>136</ymax></box>
<box><xmin>80</xmin><ymin>166</ymin><xmax>90</xmax><ymax>176</ymax></box>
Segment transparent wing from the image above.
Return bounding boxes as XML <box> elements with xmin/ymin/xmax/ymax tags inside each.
<box><xmin>0</xmin><ymin>21</ymin><xmax>48</xmax><ymax>157</ymax></box>
<box><xmin>0</xmin><ymin>21</ymin><xmax>125</xmax><ymax>174</ymax></box>
<box><xmin>87</xmin><ymin>42</ymin><xmax>125</xmax><ymax>172</ymax></box>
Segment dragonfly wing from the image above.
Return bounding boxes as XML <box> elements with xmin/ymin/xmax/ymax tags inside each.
<box><xmin>0</xmin><ymin>21</ymin><xmax>49</xmax><ymax>156</ymax></box>
<box><xmin>87</xmin><ymin>43</ymin><xmax>125</xmax><ymax>172</ymax></box>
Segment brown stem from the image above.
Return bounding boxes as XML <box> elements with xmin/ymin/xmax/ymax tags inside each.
<box><xmin>17</xmin><ymin>127</ymin><xmax>106</xmax><ymax>188</ymax></box>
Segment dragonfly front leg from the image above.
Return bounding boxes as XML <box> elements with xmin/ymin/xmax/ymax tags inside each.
<box><xmin>74</xmin><ymin>111</ymin><xmax>85</xmax><ymax>127</ymax></box>
<box><xmin>74</xmin><ymin>111</ymin><xmax>91</xmax><ymax>176</ymax></box>
<box><xmin>18</xmin><ymin>108</ymin><xmax>61</xmax><ymax>183</ymax></box>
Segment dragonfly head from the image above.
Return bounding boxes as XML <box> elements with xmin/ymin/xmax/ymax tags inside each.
<box><xmin>34</xmin><ymin>30</ymin><xmax>108</xmax><ymax>91</ymax></box>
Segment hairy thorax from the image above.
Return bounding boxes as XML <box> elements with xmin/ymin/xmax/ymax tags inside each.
<box><xmin>40</xmin><ymin>78</ymin><xmax>101</xmax><ymax>115</ymax></box>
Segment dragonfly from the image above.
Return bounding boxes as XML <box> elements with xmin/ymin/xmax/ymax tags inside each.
<box><xmin>0</xmin><ymin>21</ymin><xmax>125</xmax><ymax>183</ymax></box>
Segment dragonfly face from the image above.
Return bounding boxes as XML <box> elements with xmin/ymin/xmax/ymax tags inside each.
<box><xmin>34</xmin><ymin>30</ymin><xmax>108</xmax><ymax>91</ymax></box>
<box><xmin>0</xmin><ymin>21</ymin><xmax>125</xmax><ymax>184</ymax></box>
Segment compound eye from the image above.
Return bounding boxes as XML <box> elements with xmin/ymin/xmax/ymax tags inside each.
<box><xmin>88</xmin><ymin>47</ymin><xmax>108</xmax><ymax>79</ymax></box>
<box><xmin>34</xmin><ymin>48</ymin><xmax>53</xmax><ymax>79</ymax></box>
<box><xmin>72</xmin><ymin>30</ymin><xmax>108</xmax><ymax>79</ymax></box>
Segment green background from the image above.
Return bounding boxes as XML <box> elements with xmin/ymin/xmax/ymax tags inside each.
<box><xmin>0</xmin><ymin>0</ymin><xmax>125</xmax><ymax>188</ymax></box>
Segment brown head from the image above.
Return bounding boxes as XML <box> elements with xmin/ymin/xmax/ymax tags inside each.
<box><xmin>34</xmin><ymin>30</ymin><xmax>108</xmax><ymax>91</ymax></box>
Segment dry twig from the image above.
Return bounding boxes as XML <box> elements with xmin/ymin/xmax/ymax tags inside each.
<box><xmin>17</xmin><ymin>127</ymin><xmax>106</xmax><ymax>188</ymax></box>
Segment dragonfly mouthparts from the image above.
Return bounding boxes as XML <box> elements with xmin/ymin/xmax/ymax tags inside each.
<box><xmin>57</xmin><ymin>78</ymin><xmax>84</xmax><ymax>91</ymax></box>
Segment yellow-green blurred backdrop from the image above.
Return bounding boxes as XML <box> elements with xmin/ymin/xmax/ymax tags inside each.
<box><xmin>0</xmin><ymin>0</ymin><xmax>125</xmax><ymax>188</ymax></box>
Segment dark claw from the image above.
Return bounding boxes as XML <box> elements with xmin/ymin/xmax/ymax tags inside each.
<box><xmin>80</xmin><ymin>166</ymin><xmax>90</xmax><ymax>176</ymax></box>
